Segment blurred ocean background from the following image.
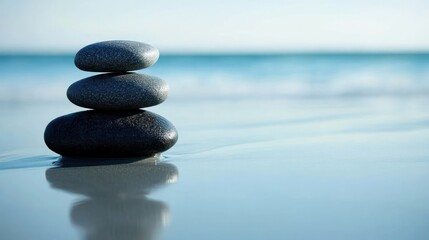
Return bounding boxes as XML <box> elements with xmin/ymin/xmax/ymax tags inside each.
<box><xmin>2</xmin><ymin>53</ymin><xmax>429</xmax><ymax>102</ymax></box>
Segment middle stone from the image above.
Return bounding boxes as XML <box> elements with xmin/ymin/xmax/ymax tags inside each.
<box><xmin>67</xmin><ymin>73</ymin><xmax>169</xmax><ymax>110</ymax></box>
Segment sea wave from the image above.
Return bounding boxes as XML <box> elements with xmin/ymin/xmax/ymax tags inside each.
<box><xmin>2</xmin><ymin>74</ymin><xmax>427</xmax><ymax>102</ymax></box>
<box><xmin>0</xmin><ymin>152</ymin><xmax>58</xmax><ymax>170</ymax></box>
<box><xmin>171</xmin><ymin>73</ymin><xmax>429</xmax><ymax>99</ymax></box>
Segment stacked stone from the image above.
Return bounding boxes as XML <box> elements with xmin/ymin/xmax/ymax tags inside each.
<box><xmin>44</xmin><ymin>40</ymin><xmax>178</xmax><ymax>158</ymax></box>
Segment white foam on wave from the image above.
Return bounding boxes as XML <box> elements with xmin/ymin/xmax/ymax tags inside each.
<box><xmin>167</xmin><ymin>71</ymin><xmax>429</xmax><ymax>100</ymax></box>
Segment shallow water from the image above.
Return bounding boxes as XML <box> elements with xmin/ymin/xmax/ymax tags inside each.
<box><xmin>1</xmin><ymin>54</ymin><xmax>429</xmax><ymax>239</ymax></box>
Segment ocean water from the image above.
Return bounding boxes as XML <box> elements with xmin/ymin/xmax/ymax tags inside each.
<box><xmin>1</xmin><ymin>54</ymin><xmax>429</xmax><ymax>240</ymax></box>
<box><xmin>2</xmin><ymin>53</ymin><xmax>429</xmax><ymax>102</ymax></box>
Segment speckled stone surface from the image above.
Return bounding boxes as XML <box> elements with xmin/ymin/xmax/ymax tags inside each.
<box><xmin>44</xmin><ymin>110</ymin><xmax>178</xmax><ymax>158</ymax></box>
<box><xmin>67</xmin><ymin>73</ymin><xmax>168</xmax><ymax>110</ymax></box>
<box><xmin>74</xmin><ymin>40</ymin><xmax>159</xmax><ymax>72</ymax></box>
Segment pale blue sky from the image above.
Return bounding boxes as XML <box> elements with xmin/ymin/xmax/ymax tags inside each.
<box><xmin>0</xmin><ymin>0</ymin><xmax>428</xmax><ymax>53</ymax></box>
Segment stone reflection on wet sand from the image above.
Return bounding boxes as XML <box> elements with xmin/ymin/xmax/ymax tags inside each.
<box><xmin>45</xmin><ymin>157</ymin><xmax>178</xmax><ymax>240</ymax></box>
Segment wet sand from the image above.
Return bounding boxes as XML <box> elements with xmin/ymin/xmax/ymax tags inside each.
<box><xmin>1</xmin><ymin>95</ymin><xmax>429</xmax><ymax>240</ymax></box>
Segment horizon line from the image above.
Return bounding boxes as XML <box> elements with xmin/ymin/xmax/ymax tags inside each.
<box><xmin>2</xmin><ymin>50</ymin><xmax>429</xmax><ymax>56</ymax></box>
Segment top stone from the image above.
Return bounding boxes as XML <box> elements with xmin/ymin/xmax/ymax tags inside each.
<box><xmin>74</xmin><ymin>40</ymin><xmax>159</xmax><ymax>72</ymax></box>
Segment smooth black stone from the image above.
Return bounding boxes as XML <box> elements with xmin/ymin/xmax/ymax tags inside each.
<box><xmin>44</xmin><ymin>110</ymin><xmax>178</xmax><ymax>158</ymax></box>
<box><xmin>67</xmin><ymin>73</ymin><xmax>168</xmax><ymax>110</ymax></box>
<box><xmin>74</xmin><ymin>40</ymin><xmax>159</xmax><ymax>72</ymax></box>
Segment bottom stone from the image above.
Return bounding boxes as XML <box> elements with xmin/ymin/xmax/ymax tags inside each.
<box><xmin>44</xmin><ymin>110</ymin><xmax>178</xmax><ymax>158</ymax></box>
